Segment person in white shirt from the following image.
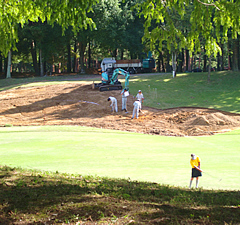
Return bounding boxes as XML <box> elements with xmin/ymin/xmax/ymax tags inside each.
<box><xmin>121</xmin><ymin>88</ymin><xmax>129</xmax><ymax>112</ymax></box>
<box><xmin>108</xmin><ymin>96</ymin><xmax>118</xmax><ymax>112</ymax></box>
<box><xmin>135</xmin><ymin>90</ymin><xmax>144</xmax><ymax>110</ymax></box>
<box><xmin>132</xmin><ymin>99</ymin><xmax>141</xmax><ymax>119</ymax></box>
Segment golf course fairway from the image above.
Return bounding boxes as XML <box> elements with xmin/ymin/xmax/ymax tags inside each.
<box><xmin>0</xmin><ymin>126</ymin><xmax>239</xmax><ymax>191</ymax></box>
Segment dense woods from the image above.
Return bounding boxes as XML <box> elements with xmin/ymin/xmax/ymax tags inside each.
<box><xmin>0</xmin><ymin>0</ymin><xmax>239</xmax><ymax>78</ymax></box>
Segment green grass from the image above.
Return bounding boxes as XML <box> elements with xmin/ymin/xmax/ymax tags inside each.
<box><xmin>0</xmin><ymin>126</ymin><xmax>239</xmax><ymax>191</ymax></box>
<box><xmin>0</xmin><ymin>72</ymin><xmax>240</xmax><ymax>224</ymax></box>
<box><xmin>0</xmin><ymin>72</ymin><xmax>239</xmax><ymax>191</ymax></box>
<box><xmin>1</xmin><ymin>165</ymin><xmax>240</xmax><ymax>224</ymax></box>
<box><xmin>130</xmin><ymin>71</ymin><xmax>240</xmax><ymax>113</ymax></box>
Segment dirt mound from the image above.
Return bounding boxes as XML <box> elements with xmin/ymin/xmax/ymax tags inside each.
<box><xmin>0</xmin><ymin>83</ymin><xmax>240</xmax><ymax>136</ymax></box>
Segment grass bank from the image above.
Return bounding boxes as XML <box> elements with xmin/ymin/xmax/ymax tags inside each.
<box><xmin>130</xmin><ymin>71</ymin><xmax>240</xmax><ymax>113</ymax></box>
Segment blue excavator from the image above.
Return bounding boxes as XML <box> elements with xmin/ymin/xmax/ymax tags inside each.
<box><xmin>94</xmin><ymin>68</ymin><xmax>130</xmax><ymax>92</ymax></box>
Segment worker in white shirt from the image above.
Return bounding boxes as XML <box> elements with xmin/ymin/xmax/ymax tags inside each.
<box><xmin>135</xmin><ymin>90</ymin><xmax>144</xmax><ymax>110</ymax></box>
<box><xmin>108</xmin><ymin>96</ymin><xmax>118</xmax><ymax>112</ymax></box>
<box><xmin>121</xmin><ymin>88</ymin><xmax>129</xmax><ymax>112</ymax></box>
<box><xmin>131</xmin><ymin>99</ymin><xmax>141</xmax><ymax>119</ymax></box>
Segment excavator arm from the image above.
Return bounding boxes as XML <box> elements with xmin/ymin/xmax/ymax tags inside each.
<box><xmin>110</xmin><ymin>68</ymin><xmax>130</xmax><ymax>90</ymax></box>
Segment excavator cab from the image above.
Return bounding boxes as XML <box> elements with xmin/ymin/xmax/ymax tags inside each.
<box><xmin>101</xmin><ymin>68</ymin><xmax>113</xmax><ymax>84</ymax></box>
<box><xmin>101</xmin><ymin>68</ymin><xmax>119</xmax><ymax>84</ymax></box>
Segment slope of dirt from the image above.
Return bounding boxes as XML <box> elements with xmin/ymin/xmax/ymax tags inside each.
<box><xmin>0</xmin><ymin>83</ymin><xmax>240</xmax><ymax>136</ymax></box>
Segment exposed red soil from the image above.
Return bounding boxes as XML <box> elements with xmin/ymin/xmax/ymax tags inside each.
<box><xmin>1</xmin><ymin>83</ymin><xmax>240</xmax><ymax>136</ymax></box>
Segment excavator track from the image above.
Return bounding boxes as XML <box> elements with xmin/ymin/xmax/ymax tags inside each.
<box><xmin>99</xmin><ymin>84</ymin><xmax>122</xmax><ymax>92</ymax></box>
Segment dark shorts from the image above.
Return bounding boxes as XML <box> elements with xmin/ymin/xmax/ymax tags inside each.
<box><xmin>192</xmin><ymin>168</ymin><xmax>202</xmax><ymax>178</ymax></box>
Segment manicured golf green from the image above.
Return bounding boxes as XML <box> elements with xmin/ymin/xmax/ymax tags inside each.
<box><xmin>0</xmin><ymin>126</ymin><xmax>239</xmax><ymax>190</ymax></box>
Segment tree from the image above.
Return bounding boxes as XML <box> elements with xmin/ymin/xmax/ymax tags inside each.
<box><xmin>0</xmin><ymin>0</ymin><xmax>97</xmax><ymax>77</ymax></box>
<box><xmin>136</xmin><ymin>0</ymin><xmax>240</xmax><ymax>65</ymax></box>
<box><xmin>90</xmin><ymin>0</ymin><xmax>145</xmax><ymax>60</ymax></box>
<box><xmin>232</xmin><ymin>36</ymin><xmax>239</xmax><ymax>71</ymax></box>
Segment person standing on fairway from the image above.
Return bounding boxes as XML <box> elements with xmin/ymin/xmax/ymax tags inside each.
<box><xmin>189</xmin><ymin>153</ymin><xmax>202</xmax><ymax>188</ymax></box>
<box><xmin>108</xmin><ymin>97</ymin><xmax>118</xmax><ymax>112</ymax></box>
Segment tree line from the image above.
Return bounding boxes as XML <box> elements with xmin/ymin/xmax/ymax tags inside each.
<box><xmin>0</xmin><ymin>0</ymin><xmax>239</xmax><ymax>78</ymax></box>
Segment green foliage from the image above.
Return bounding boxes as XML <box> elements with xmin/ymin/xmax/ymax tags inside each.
<box><xmin>136</xmin><ymin>0</ymin><xmax>240</xmax><ymax>56</ymax></box>
<box><xmin>89</xmin><ymin>0</ymin><xmax>145</xmax><ymax>58</ymax></box>
<box><xmin>0</xmin><ymin>0</ymin><xmax>98</xmax><ymax>56</ymax></box>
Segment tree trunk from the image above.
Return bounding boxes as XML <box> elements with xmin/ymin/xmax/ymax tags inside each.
<box><xmin>39</xmin><ymin>49</ymin><xmax>44</xmax><ymax>76</ymax></box>
<box><xmin>208</xmin><ymin>55</ymin><xmax>212</xmax><ymax>82</ymax></box>
<box><xmin>113</xmin><ymin>49</ymin><xmax>117</xmax><ymax>58</ymax></box>
<box><xmin>79</xmin><ymin>42</ymin><xmax>86</xmax><ymax>73</ymax></box>
<box><xmin>177</xmin><ymin>50</ymin><xmax>184</xmax><ymax>73</ymax></box>
<box><xmin>31</xmin><ymin>40</ymin><xmax>39</xmax><ymax>75</ymax></box>
<box><xmin>172</xmin><ymin>52</ymin><xmax>177</xmax><ymax>78</ymax></box>
<box><xmin>166</xmin><ymin>52</ymin><xmax>171</xmax><ymax>72</ymax></box>
<box><xmin>217</xmin><ymin>43</ymin><xmax>223</xmax><ymax>71</ymax></box>
<box><xmin>161</xmin><ymin>52</ymin><xmax>165</xmax><ymax>72</ymax></box>
<box><xmin>67</xmin><ymin>43</ymin><xmax>71</xmax><ymax>73</ymax></box>
<box><xmin>6</xmin><ymin>51</ymin><xmax>11</xmax><ymax>78</ymax></box>
<box><xmin>217</xmin><ymin>52</ymin><xmax>221</xmax><ymax>71</ymax></box>
<box><xmin>73</xmin><ymin>40</ymin><xmax>77</xmax><ymax>73</ymax></box>
<box><xmin>232</xmin><ymin>38</ymin><xmax>239</xmax><ymax>71</ymax></box>
<box><xmin>157</xmin><ymin>55</ymin><xmax>161</xmax><ymax>72</ymax></box>
<box><xmin>221</xmin><ymin>43</ymin><xmax>224</xmax><ymax>71</ymax></box>
<box><xmin>0</xmin><ymin>53</ymin><xmax>2</xmax><ymax>73</ymax></box>
<box><xmin>203</xmin><ymin>48</ymin><xmax>208</xmax><ymax>72</ymax></box>
<box><xmin>186</xmin><ymin>50</ymin><xmax>190</xmax><ymax>71</ymax></box>
<box><xmin>203</xmin><ymin>52</ymin><xmax>207</xmax><ymax>72</ymax></box>
<box><xmin>238</xmin><ymin>35</ymin><xmax>240</xmax><ymax>70</ymax></box>
<box><xmin>4</xmin><ymin>57</ymin><xmax>7</xmax><ymax>77</ymax></box>
<box><xmin>228</xmin><ymin>42</ymin><xmax>232</xmax><ymax>70</ymax></box>
<box><xmin>88</xmin><ymin>40</ymin><xmax>91</xmax><ymax>68</ymax></box>
<box><xmin>121</xmin><ymin>50</ymin><xmax>124</xmax><ymax>60</ymax></box>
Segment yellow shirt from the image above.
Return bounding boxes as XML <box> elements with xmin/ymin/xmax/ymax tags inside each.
<box><xmin>190</xmin><ymin>156</ymin><xmax>200</xmax><ymax>168</ymax></box>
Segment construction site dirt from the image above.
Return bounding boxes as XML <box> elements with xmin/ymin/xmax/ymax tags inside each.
<box><xmin>1</xmin><ymin>83</ymin><xmax>240</xmax><ymax>136</ymax></box>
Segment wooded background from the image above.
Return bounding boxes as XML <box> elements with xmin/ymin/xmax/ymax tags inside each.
<box><xmin>0</xmin><ymin>0</ymin><xmax>239</xmax><ymax>78</ymax></box>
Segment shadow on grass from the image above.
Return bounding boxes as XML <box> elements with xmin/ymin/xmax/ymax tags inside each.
<box><xmin>0</xmin><ymin>166</ymin><xmax>239</xmax><ymax>224</ymax></box>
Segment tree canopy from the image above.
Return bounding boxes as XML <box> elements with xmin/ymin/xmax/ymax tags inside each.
<box><xmin>0</xmin><ymin>0</ymin><xmax>97</xmax><ymax>56</ymax></box>
<box><xmin>136</xmin><ymin>0</ymin><xmax>240</xmax><ymax>56</ymax></box>
<box><xmin>0</xmin><ymin>0</ymin><xmax>239</xmax><ymax>77</ymax></box>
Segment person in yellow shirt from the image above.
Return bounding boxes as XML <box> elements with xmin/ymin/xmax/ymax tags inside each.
<box><xmin>189</xmin><ymin>154</ymin><xmax>202</xmax><ymax>188</ymax></box>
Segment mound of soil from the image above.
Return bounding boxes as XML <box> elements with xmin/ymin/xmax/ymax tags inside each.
<box><xmin>0</xmin><ymin>83</ymin><xmax>240</xmax><ymax>136</ymax></box>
